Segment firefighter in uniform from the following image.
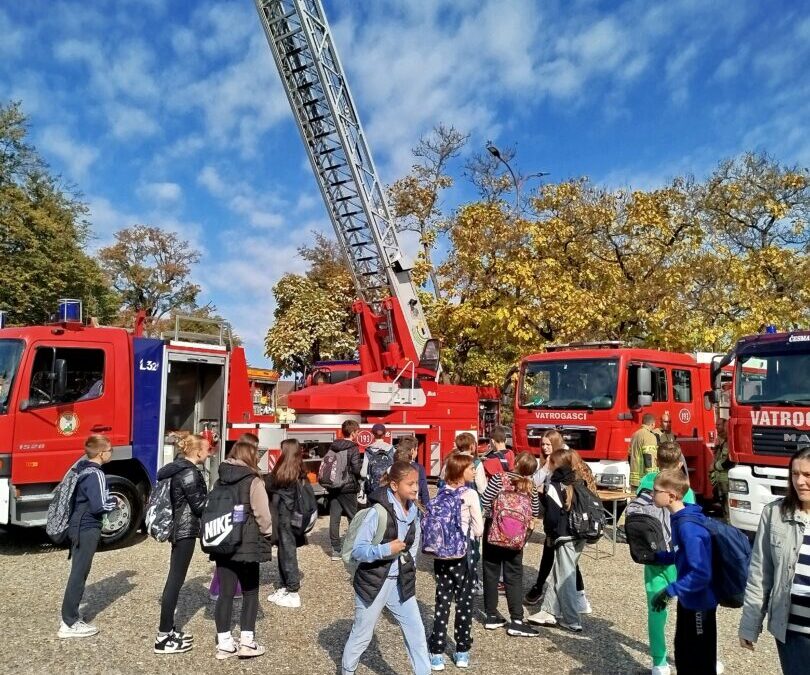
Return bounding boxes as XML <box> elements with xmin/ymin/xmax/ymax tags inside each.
<box><xmin>654</xmin><ymin>411</ymin><xmax>676</xmax><ymax>444</ymax></box>
<box><xmin>629</xmin><ymin>413</ymin><xmax>659</xmax><ymax>490</ymax></box>
<box><xmin>710</xmin><ymin>417</ymin><xmax>731</xmax><ymax>520</ymax></box>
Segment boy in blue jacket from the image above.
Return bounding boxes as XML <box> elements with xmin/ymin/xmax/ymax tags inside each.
<box><xmin>58</xmin><ymin>434</ymin><xmax>117</xmax><ymax>639</ymax></box>
<box><xmin>652</xmin><ymin>469</ymin><xmax>718</xmax><ymax>675</ymax></box>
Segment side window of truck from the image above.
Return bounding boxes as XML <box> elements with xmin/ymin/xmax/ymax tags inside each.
<box><xmin>28</xmin><ymin>347</ymin><xmax>105</xmax><ymax>407</ymax></box>
<box><xmin>672</xmin><ymin>369</ymin><xmax>692</xmax><ymax>403</ymax></box>
<box><xmin>627</xmin><ymin>364</ymin><xmax>668</xmax><ymax>406</ymax></box>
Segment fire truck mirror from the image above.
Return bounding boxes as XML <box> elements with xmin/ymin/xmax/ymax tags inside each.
<box><xmin>19</xmin><ymin>399</ymin><xmax>31</xmax><ymax>411</ymax></box>
<box><xmin>637</xmin><ymin>394</ymin><xmax>653</xmax><ymax>407</ymax></box>
<box><xmin>53</xmin><ymin>358</ymin><xmax>68</xmax><ymax>398</ymax></box>
<box><xmin>636</xmin><ymin>366</ymin><xmax>652</xmax><ymax>396</ymax></box>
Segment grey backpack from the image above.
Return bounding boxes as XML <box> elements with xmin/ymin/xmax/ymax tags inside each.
<box><xmin>624</xmin><ymin>488</ymin><xmax>671</xmax><ymax>564</ymax></box>
<box><xmin>46</xmin><ymin>466</ymin><xmax>97</xmax><ymax>544</ymax></box>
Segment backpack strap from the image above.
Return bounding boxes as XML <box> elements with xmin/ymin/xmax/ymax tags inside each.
<box><xmin>371</xmin><ymin>502</ymin><xmax>388</xmax><ymax>546</ymax></box>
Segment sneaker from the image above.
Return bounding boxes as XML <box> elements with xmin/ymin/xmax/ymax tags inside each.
<box><xmin>453</xmin><ymin>651</ymin><xmax>470</xmax><ymax>668</ymax></box>
<box><xmin>497</xmin><ymin>582</ymin><xmax>506</xmax><ymax>594</ymax></box>
<box><xmin>215</xmin><ymin>644</ymin><xmax>238</xmax><ymax>660</ymax></box>
<box><xmin>651</xmin><ymin>665</ymin><xmax>671</xmax><ymax>675</ymax></box>
<box><xmin>526</xmin><ymin>610</ymin><xmax>557</xmax><ymax>626</ymax></box>
<box><xmin>275</xmin><ymin>591</ymin><xmax>301</xmax><ymax>608</ymax></box>
<box><xmin>716</xmin><ymin>661</ymin><xmax>725</xmax><ymax>675</ymax></box>
<box><xmin>237</xmin><ymin>641</ymin><xmax>266</xmax><ymax>659</ymax></box>
<box><xmin>154</xmin><ymin>634</ymin><xmax>193</xmax><ymax>654</ymax></box>
<box><xmin>267</xmin><ymin>588</ymin><xmax>287</xmax><ymax>603</ymax></box>
<box><xmin>559</xmin><ymin>620</ymin><xmax>583</xmax><ymax>632</ymax></box>
<box><xmin>58</xmin><ymin>620</ymin><xmax>99</xmax><ymax>639</ymax></box>
<box><xmin>524</xmin><ymin>585</ymin><xmax>544</xmax><ymax>606</ymax></box>
<box><xmin>171</xmin><ymin>628</ymin><xmax>193</xmax><ymax>643</ymax></box>
<box><xmin>576</xmin><ymin>590</ymin><xmax>593</xmax><ymax>614</ymax></box>
<box><xmin>430</xmin><ymin>653</ymin><xmax>445</xmax><ymax>671</ymax></box>
<box><xmin>330</xmin><ymin>551</ymin><xmax>342</xmax><ymax>561</ymax></box>
<box><xmin>506</xmin><ymin>620</ymin><xmax>539</xmax><ymax>637</ymax></box>
<box><xmin>483</xmin><ymin>614</ymin><xmax>507</xmax><ymax>630</ymax></box>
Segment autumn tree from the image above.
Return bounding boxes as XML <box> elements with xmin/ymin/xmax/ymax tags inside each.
<box><xmin>0</xmin><ymin>101</ymin><xmax>118</xmax><ymax>325</ymax></box>
<box><xmin>97</xmin><ymin>225</ymin><xmax>219</xmax><ymax>335</ymax></box>
<box><xmin>264</xmin><ymin>233</ymin><xmax>356</xmax><ymax>375</ymax></box>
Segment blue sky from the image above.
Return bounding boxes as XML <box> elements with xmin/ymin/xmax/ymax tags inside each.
<box><xmin>1</xmin><ymin>0</ymin><xmax>808</xmax><ymax>366</ymax></box>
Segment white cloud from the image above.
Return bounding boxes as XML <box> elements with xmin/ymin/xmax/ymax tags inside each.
<box><xmin>137</xmin><ymin>181</ymin><xmax>183</xmax><ymax>207</ymax></box>
<box><xmin>38</xmin><ymin>126</ymin><xmax>99</xmax><ymax>181</ymax></box>
<box><xmin>0</xmin><ymin>8</ymin><xmax>24</xmax><ymax>58</ymax></box>
<box><xmin>665</xmin><ymin>43</ymin><xmax>700</xmax><ymax>105</ymax></box>
<box><xmin>107</xmin><ymin>102</ymin><xmax>160</xmax><ymax>140</ymax></box>
<box><xmin>197</xmin><ymin>165</ymin><xmax>284</xmax><ymax>229</ymax></box>
<box><xmin>86</xmin><ymin>196</ymin><xmax>139</xmax><ymax>245</ymax></box>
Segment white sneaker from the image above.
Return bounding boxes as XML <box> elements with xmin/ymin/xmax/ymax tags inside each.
<box><xmin>576</xmin><ymin>590</ymin><xmax>592</xmax><ymax>614</ymax></box>
<box><xmin>58</xmin><ymin>620</ymin><xmax>99</xmax><ymax>639</ymax></box>
<box><xmin>267</xmin><ymin>588</ymin><xmax>287</xmax><ymax>603</ymax></box>
<box><xmin>716</xmin><ymin>661</ymin><xmax>725</xmax><ymax>675</ymax></box>
<box><xmin>275</xmin><ymin>591</ymin><xmax>301</xmax><ymax>608</ymax></box>
<box><xmin>526</xmin><ymin>610</ymin><xmax>557</xmax><ymax>626</ymax></box>
<box><xmin>651</xmin><ymin>665</ymin><xmax>671</xmax><ymax>675</ymax></box>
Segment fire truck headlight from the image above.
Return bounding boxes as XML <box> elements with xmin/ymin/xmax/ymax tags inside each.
<box><xmin>728</xmin><ymin>479</ymin><xmax>749</xmax><ymax>494</ymax></box>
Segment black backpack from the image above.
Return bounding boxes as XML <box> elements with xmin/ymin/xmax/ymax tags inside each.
<box><xmin>625</xmin><ymin>488</ymin><xmax>671</xmax><ymax>564</ymax></box>
<box><xmin>200</xmin><ymin>478</ymin><xmax>249</xmax><ymax>555</ymax></box>
<box><xmin>290</xmin><ymin>481</ymin><xmax>318</xmax><ymax>538</ymax></box>
<box><xmin>567</xmin><ymin>481</ymin><xmax>606</xmax><ymax>544</ymax></box>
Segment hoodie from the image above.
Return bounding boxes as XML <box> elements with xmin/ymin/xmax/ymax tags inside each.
<box><xmin>68</xmin><ymin>459</ymin><xmax>117</xmax><ymax>534</ymax></box>
<box><xmin>327</xmin><ymin>438</ymin><xmax>363</xmax><ymax>494</ymax></box>
<box><xmin>655</xmin><ymin>504</ymin><xmax>718</xmax><ymax>611</ymax></box>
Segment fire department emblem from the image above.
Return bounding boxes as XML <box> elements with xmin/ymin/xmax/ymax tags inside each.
<box><xmin>355</xmin><ymin>429</ymin><xmax>375</xmax><ymax>447</ymax></box>
<box><xmin>678</xmin><ymin>408</ymin><xmax>691</xmax><ymax>424</ymax></box>
<box><xmin>57</xmin><ymin>412</ymin><xmax>80</xmax><ymax>436</ymax></box>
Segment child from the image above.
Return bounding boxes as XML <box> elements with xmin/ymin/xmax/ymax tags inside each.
<box><xmin>480</xmin><ymin>451</ymin><xmax>540</xmax><ymax>637</ymax></box>
<box><xmin>638</xmin><ymin>442</ymin><xmax>697</xmax><ymax>675</ymax></box>
<box><xmin>58</xmin><ymin>434</ymin><xmax>117</xmax><ymax>638</ymax></box>
<box><xmin>394</xmin><ymin>436</ymin><xmax>430</xmax><ymax>507</ymax></box>
<box><xmin>266</xmin><ymin>439</ymin><xmax>315</xmax><ymax>609</ymax></box>
<box><xmin>210</xmin><ymin>441</ymin><xmax>273</xmax><ymax>660</ymax></box>
<box><xmin>527</xmin><ymin>448</ymin><xmax>587</xmax><ymax>632</ymax></box>
<box><xmin>651</xmin><ymin>469</ymin><xmax>718</xmax><ymax>675</ymax></box>
<box><xmin>474</xmin><ymin>426</ymin><xmax>515</xmax><ymax>493</ymax></box>
<box><xmin>324</xmin><ymin>420</ymin><xmax>363</xmax><ymax>560</ymax></box>
<box><xmin>342</xmin><ymin>461</ymin><xmax>429</xmax><ymax>675</ymax></box>
<box><xmin>427</xmin><ymin>453</ymin><xmax>484</xmax><ymax>670</ymax></box>
<box><xmin>154</xmin><ymin>433</ymin><xmax>210</xmax><ymax>654</ymax></box>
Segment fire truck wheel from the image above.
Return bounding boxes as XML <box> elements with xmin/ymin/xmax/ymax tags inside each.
<box><xmin>100</xmin><ymin>476</ymin><xmax>142</xmax><ymax>547</ymax></box>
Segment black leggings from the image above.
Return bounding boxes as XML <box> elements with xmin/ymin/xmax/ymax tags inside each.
<box><xmin>159</xmin><ymin>537</ymin><xmax>196</xmax><ymax>632</ymax></box>
<box><xmin>535</xmin><ymin>541</ymin><xmax>584</xmax><ymax>592</ymax></box>
<box><xmin>214</xmin><ymin>560</ymin><xmax>260</xmax><ymax>633</ymax></box>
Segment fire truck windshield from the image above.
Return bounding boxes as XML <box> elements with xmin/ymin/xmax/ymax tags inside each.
<box><xmin>520</xmin><ymin>358</ymin><xmax>619</xmax><ymax>410</ymax></box>
<box><xmin>0</xmin><ymin>339</ymin><xmax>24</xmax><ymax>413</ymax></box>
<box><xmin>736</xmin><ymin>352</ymin><xmax>810</xmax><ymax>405</ymax></box>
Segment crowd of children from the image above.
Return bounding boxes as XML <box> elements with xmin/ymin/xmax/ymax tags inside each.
<box><xmin>54</xmin><ymin>424</ymin><xmax>804</xmax><ymax>674</ymax></box>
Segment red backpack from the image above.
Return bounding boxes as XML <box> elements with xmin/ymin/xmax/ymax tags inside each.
<box><xmin>482</xmin><ymin>450</ymin><xmax>515</xmax><ymax>479</ymax></box>
<box><xmin>487</xmin><ymin>477</ymin><xmax>533</xmax><ymax>550</ymax></box>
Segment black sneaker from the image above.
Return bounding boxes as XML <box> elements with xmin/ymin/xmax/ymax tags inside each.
<box><xmin>171</xmin><ymin>628</ymin><xmax>193</xmax><ymax>643</ymax></box>
<box><xmin>484</xmin><ymin>614</ymin><xmax>507</xmax><ymax>630</ymax></box>
<box><xmin>154</xmin><ymin>634</ymin><xmax>193</xmax><ymax>654</ymax></box>
<box><xmin>524</xmin><ymin>585</ymin><xmax>543</xmax><ymax>606</ymax></box>
<box><xmin>506</xmin><ymin>620</ymin><xmax>540</xmax><ymax>637</ymax></box>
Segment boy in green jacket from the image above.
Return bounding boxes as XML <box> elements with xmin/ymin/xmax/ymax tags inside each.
<box><xmin>637</xmin><ymin>441</ymin><xmax>696</xmax><ymax>675</ymax></box>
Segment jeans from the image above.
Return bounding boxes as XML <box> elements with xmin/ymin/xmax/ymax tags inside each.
<box><xmin>482</xmin><ymin>520</ymin><xmax>525</xmax><ymax>621</ymax></box>
<box><xmin>159</xmin><ymin>537</ymin><xmax>196</xmax><ymax>632</ymax></box>
<box><xmin>674</xmin><ymin>603</ymin><xmax>716</xmax><ymax>675</ymax></box>
<box><xmin>61</xmin><ymin>527</ymin><xmax>101</xmax><ymax>625</ymax></box>
<box><xmin>539</xmin><ymin>540</ymin><xmax>585</xmax><ymax>626</ymax></box>
<box><xmin>277</xmin><ymin>517</ymin><xmax>300</xmax><ymax>592</ymax></box>
<box><xmin>644</xmin><ymin>564</ymin><xmax>677</xmax><ymax>667</ymax></box>
<box><xmin>534</xmin><ymin>540</ymin><xmax>584</xmax><ymax>592</ymax></box>
<box><xmin>428</xmin><ymin>557</ymin><xmax>474</xmax><ymax>654</ymax></box>
<box><xmin>777</xmin><ymin>630</ymin><xmax>810</xmax><ymax>675</ymax></box>
<box><xmin>342</xmin><ymin>577</ymin><xmax>430</xmax><ymax>675</ymax></box>
<box><xmin>329</xmin><ymin>491</ymin><xmax>358</xmax><ymax>552</ymax></box>
<box><xmin>214</xmin><ymin>560</ymin><xmax>260</xmax><ymax>634</ymax></box>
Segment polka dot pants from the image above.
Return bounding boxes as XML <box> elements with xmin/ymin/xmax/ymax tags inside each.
<box><xmin>428</xmin><ymin>557</ymin><xmax>474</xmax><ymax>654</ymax></box>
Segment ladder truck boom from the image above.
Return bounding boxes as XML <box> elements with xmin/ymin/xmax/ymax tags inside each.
<box><xmin>254</xmin><ymin>0</ymin><xmax>431</xmax><ymax>363</ymax></box>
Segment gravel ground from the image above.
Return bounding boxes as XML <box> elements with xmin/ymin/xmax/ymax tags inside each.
<box><xmin>0</xmin><ymin>519</ymin><xmax>780</xmax><ymax>675</ymax></box>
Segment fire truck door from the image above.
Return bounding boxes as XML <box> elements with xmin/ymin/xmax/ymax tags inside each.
<box><xmin>12</xmin><ymin>340</ymin><xmax>118</xmax><ymax>484</ymax></box>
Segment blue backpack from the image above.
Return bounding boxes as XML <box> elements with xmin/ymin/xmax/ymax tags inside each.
<box><xmin>681</xmin><ymin>514</ymin><xmax>752</xmax><ymax>608</ymax></box>
<box><xmin>421</xmin><ymin>486</ymin><xmax>468</xmax><ymax>559</ymax></box>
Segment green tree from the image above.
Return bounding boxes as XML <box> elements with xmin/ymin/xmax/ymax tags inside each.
<box><xmin>0</xmin><ymin>101</ymin><xmax>117</xmax><ymax>325</ymax></box>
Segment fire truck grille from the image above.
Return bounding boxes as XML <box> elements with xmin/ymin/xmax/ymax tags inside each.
<box><xmin>752</xmin><ymin>426</ymin><xmax>810</xmax><ymax>456</ymax></box>
<box><xmin>527</xmin><ymin>426</ymin><xmax>597</xmax><ymax>451</ymax></box>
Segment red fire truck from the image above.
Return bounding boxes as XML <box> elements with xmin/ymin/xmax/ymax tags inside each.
<box><xmin>715</xmin><ymin>330</ymin><xmax>810</xmax><ymax>534</ymax></box>
<box><xmin>507</xmin><ymin>342</ymin><xmax>718</xmax><ymax>497</ymax></box>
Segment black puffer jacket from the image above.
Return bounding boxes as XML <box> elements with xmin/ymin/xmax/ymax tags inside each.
<box><xmin>542</xmin><ymin>465</ymin><xmax>579</xmax><ymax>546</ymax></box>
<box><xmin>157</xmin><ymin>457</ymin><xmax>207</xmax><ymax>543</ymax></box>
<box><xmin>327</xmin><ymin>438</ymin><xmax>363</xmax><ymax>494</ymax></box>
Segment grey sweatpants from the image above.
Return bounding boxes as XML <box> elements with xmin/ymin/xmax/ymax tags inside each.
<box><xmin>539</xmin><ymin>540</ymin><xmax>585</xmax><ymax>625</ymax></box>
<box><xmin>61</xmin><ymin>528</ymin><xmax>101</xmax><ymax>625</ymax></box>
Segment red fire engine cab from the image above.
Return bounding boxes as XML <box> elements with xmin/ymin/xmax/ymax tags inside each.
<box><xmin>506</xmin><ymin>342</ymin><xmax>718</xmax><ymax>497</ymax></box>
<box><xmin>715</xmin><ymin>329</ymin><xmax>810</xmax><ymax>534</ymax></box>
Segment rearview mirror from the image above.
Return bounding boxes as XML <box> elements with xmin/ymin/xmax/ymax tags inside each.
<box><xmin>636</xmin><ymin>366</ymin><xmax>652</xmax><ymax>395</ymax></box>
<box><xmin>638</xmin><ymin>394</ymin><xmax>653</xmax><ymax>407</ymax></box>
<box><xmin>54</xmin><ymin>359</ymin><xmax>68</xmax><ymax>398</ymax></box>
<box><xmin>19</xmin><ymin>399</ymin><xmax>31</xmax><ymax>411</ymax></box>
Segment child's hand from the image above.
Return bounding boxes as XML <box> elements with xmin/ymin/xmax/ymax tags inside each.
<box><xmin>739</xmin><ymin>638</ymin><xmax>755</xmax><ymax>651</ymax></box>
<box><xmin>389</xmin><ymin>539</ymin><xmax>407</xmax><ymax>554</ymax></box>
<box><xmin>651</xmin><ymin>589</ymin><xmax>669</xmax><ymax>612</ymax></box>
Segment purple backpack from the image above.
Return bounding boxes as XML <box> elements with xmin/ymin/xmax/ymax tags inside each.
<box><xmin>421</xmin><ymin>486</ymin><xmax>468</xmax><ymax>559</ymax></box>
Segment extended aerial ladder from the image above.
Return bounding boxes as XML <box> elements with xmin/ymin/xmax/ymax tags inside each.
<box><xmin>254</xmin><ymin>0</ymin><xmax>435</xmax><ymax>378</ymax></box>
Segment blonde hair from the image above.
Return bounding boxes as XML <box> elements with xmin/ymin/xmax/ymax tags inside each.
<box><xmin>542</xmin><ymin>429</ymin><xmax>565</xmax><ymax>452</ymax></box>
<box><xmin>178</xmin><ymin>433</ymin><xmax>206</xmax><ymax>457</ymax></box>
<box><xmin>84</xmin><ymin>434</ymin><xmax>111</xmax><ymax>458</ymax></box>
<box><xmin>510</xmin><ymin>451</ymin><xmax>538</xmax><ymax>496</ymax></box>
<box><xmin>654</xmin><ymin>468</ymin><xmax>690</xmax><ymax>498</ymax></box>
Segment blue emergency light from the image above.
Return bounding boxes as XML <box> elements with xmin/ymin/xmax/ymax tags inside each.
<box><xmin>765</xmin><ymin>324</ymin><xmax>777</xmax><ymax>334</ymax></box>
<box><xmin>57</xmin><ymin>299</ymin><xmax>82</xmax><ymax>323</ymax></box>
